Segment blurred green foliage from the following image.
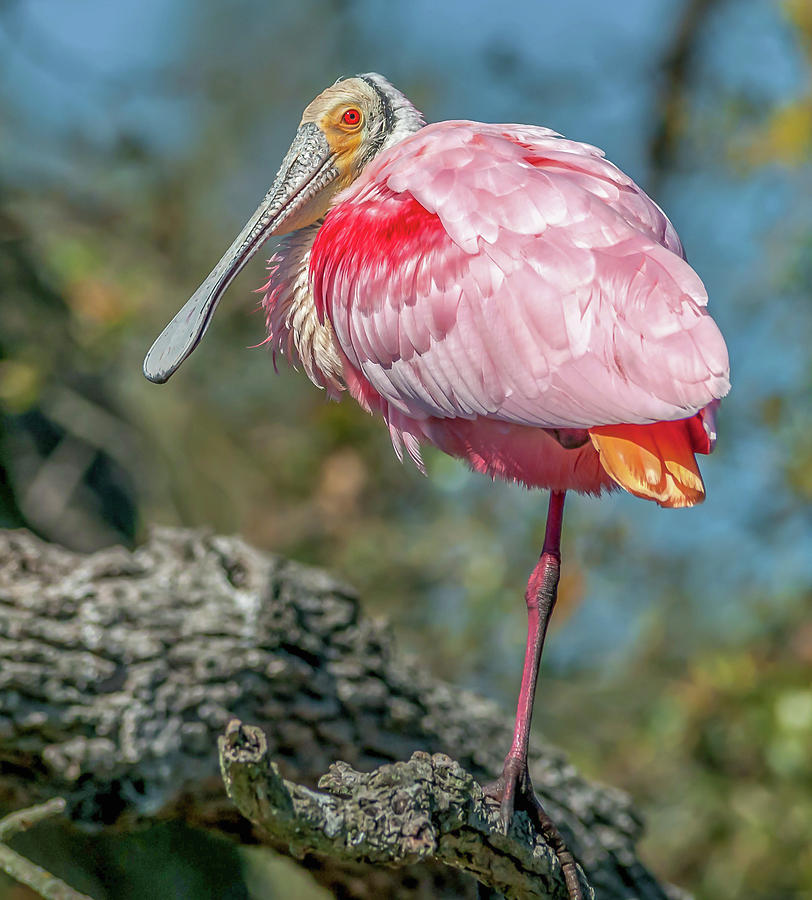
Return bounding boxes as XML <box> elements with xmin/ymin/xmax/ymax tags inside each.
<box><xmin>0</xmin><ymin>0</ymin><xmax>810</xmax><ymax>898</ymax></box>
<box><xmin>546</xmin><ymin>601</ymin><xmax>812</xmax><ymax>899</ymax></box>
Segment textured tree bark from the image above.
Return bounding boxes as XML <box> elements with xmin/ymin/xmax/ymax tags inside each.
<box><xmin>219</xmin><ymin>719</ymin><xmax>592</xmax><ymax>899</ymax></box>
<box><xmin>0</xmin><ymin>527</ymin><xmax>686</xmax><ymax>899</ymax></box>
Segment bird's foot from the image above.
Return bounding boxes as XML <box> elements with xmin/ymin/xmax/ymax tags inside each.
<box><xmin>483</xmin><ymin>755</ymin><xmax>585</xmax><ymax>900</ymax></box>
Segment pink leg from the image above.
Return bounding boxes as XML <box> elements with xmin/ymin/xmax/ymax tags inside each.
<box><xmin>483</xmin><ymin>491</ymin><xmax>584</xmax><ymax>900</ymax></box>
<box><xmin>508</xmin><ymin>489</ymin><xmax>564</xmax><ymax>765</ymax></box>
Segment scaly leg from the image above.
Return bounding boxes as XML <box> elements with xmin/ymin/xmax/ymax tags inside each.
<box><xmin>483</xmin><ymin>490</ymin><xmax>583</xmax><ymax>900</ymax></box>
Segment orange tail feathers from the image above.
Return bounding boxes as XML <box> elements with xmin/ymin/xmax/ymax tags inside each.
<box><xmin>589</xmin><ymin>419</ymin><xmax>706</xmax><ymax>508</ymax></box>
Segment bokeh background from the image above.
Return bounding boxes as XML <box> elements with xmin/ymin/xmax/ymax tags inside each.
<box><xmin>1</xmin><ymin>0</ymin><xmax>810</xmax><ymax>897</ymax></box>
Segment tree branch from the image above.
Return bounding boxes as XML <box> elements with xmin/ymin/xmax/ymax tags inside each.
<box><xmin>0</xmin><ymin>799</ymin><xmax>94</xmax><ymax>900</ymax></box>
<box><xmin>0</xmin><ymin>526</ymin><xmax>687</xmax><ymax>899</ymax></box>
<box><xmin>219</xmin><ymin>719</ymin><xmax>589</xmax><ymax>899</ymax></box>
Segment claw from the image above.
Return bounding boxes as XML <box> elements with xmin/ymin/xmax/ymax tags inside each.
<box><xmin>483</xmin><ymin>755</ymin><xmax>526</xmax><ymax>834</ymax></box>
<box><xmin>483</xmin><ymin>756</ymin><xmax>585</xmax><ymax>900</ymax></box>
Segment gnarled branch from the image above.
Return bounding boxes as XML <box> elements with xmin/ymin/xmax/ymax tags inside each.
<box><xmin>219</xmin><ymin>719</ymin><xmax>589</xmax><ymax>899</ymax></box>
<box><xmin>0</xmin><ymin>527</ymin><xmax>685</xmax><ymax>899</ymax></box>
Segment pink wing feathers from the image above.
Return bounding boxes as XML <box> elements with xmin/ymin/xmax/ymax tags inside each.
<box><xmin>311</xmin><ymin>121</ymin><xmax>730</xmax><ymax>432</ymax></box>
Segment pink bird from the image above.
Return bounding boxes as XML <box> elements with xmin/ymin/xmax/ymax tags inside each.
<box><xmin>145</xmin><ymin>73</ymin><xmax>730</xmax><ymax>898</ymax></box>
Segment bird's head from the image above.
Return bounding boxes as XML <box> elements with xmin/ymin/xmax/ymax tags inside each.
<box><xmin>143</xmin><ymin>73</ymin><xmax>424</xmax><ymax>384</ymax></box>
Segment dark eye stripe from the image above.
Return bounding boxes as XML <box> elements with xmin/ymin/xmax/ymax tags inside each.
<box><xmin>358</xmin><ymin>74</ymin><xmax>394</xmax><ymax>144</ymax></box>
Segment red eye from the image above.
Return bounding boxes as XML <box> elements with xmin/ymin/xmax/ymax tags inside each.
<box><xmin>342</xmin><ymin>108</ymin><xmax>361</xmax><ymax>126</ymax></box>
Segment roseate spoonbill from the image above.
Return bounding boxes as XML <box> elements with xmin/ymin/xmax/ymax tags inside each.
<box><xmin>144</xmin><ymin>73</ymin><xmax>729</xmax><ymax>898</ymax></box>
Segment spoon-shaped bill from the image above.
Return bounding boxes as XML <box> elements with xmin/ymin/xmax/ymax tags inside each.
<box><xmin>143</xmin><ymin>229</ymin><xmax>252</xmax><ymax>384</ymax></box>
<box><xmin>143</xmin><ymin>123</ymin><xmax>335</xmax><ymax>384</ymax></box>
